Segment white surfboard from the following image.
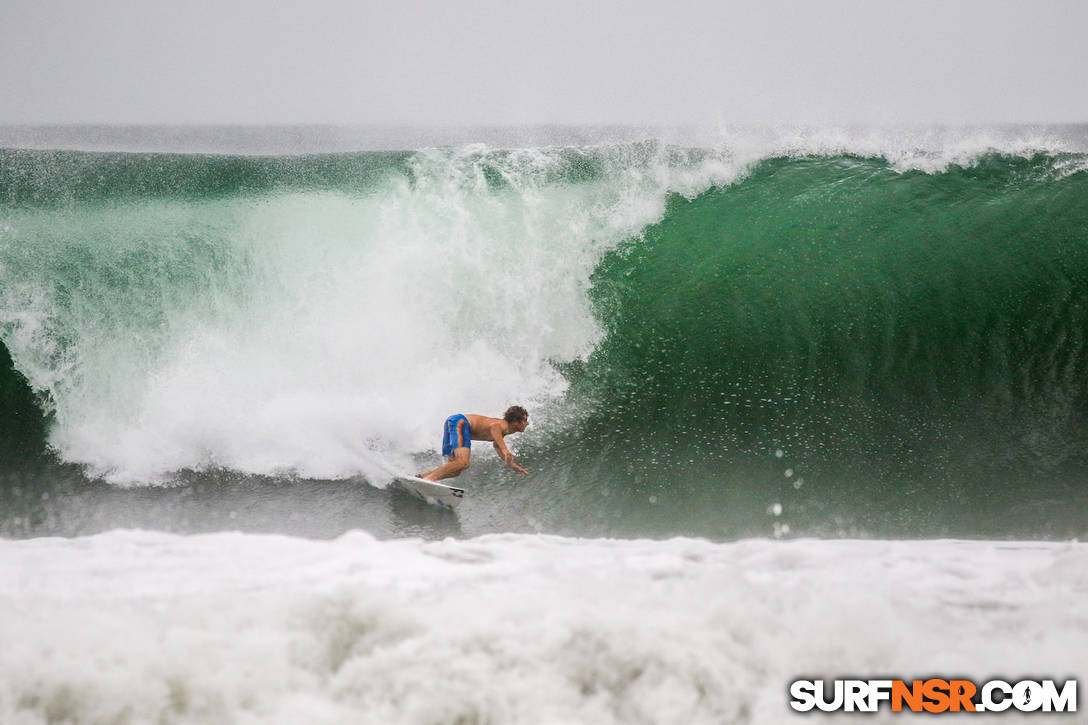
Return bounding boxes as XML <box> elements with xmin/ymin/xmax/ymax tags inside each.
<box><xmin>391</xmin><ymin>474</ymin><xmax>465</xmax><ymax>510</ymax></box>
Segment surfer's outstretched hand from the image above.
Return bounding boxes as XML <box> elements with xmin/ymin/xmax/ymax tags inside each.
<box><xmin>503</xmin><ymin>451</ymin><xmax>529</xmax><ymax>475</ymax></box>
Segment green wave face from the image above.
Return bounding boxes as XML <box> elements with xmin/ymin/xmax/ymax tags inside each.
<box><xmin>552</xmin><ymin>155</ymin><xmax>1088</xmax><ymax>538</ymax></box>
<box><xmin>0</xmin><ymin>148</ymin><xmax>414</xmax><ymax>205</ymax></box>
<box><xmin>1</xmin><ymin>140</ymin><xmax>1087</xmax><ymax>539</ymax></box>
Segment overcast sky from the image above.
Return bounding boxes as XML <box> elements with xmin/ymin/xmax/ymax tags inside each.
<box><xmin>2</xmin><ymin>0</ymin><xmax>1086</xmax><ymax>125</ymax></box>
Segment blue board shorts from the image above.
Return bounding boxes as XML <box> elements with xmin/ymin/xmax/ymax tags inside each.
<box><xmin>441</xmin><ymin>414</ymin><xmax>471</xmax><ymax>457</ymax></box>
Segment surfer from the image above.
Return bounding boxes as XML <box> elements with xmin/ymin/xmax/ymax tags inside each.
<box><xmin>420</xmin><ymin>406</ymin><xmax>530</xmax><ymax>482</ymax></box>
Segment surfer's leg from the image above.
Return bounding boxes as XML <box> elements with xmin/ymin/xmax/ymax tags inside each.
<box><xmin>422</xmin><ymin>447</ymin><xmax>471</xmax><ymax>481</ymax></box>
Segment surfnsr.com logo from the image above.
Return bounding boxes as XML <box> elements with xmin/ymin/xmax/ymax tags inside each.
<box><xmin>789</xmin><ymin>678</ymin><xmax>1077</xmax><ymax>713</ymax></box>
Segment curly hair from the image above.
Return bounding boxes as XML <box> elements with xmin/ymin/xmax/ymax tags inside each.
<box><xmin>503</xmin><ymin>405</ymin><xmax>529</xmax><ymax>423</ymax></box>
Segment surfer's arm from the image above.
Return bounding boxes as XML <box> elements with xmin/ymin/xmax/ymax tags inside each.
<box><xmin>491</xmin><ymin>425</ymin><xmax>529</xmax><ymax>475</ymax></box>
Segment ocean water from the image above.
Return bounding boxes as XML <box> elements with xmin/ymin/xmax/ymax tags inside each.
<box><xmin>2</xmin><ymin>532</ymin><xmax>1084</xmax><ymax>724</ymax></box>
<box><xmin>1</xmin><ymin>125</ymin><xmax>1086</xmax><ymax>723</ymax></box>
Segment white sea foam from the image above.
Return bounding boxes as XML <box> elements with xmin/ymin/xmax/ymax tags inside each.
<box><xmin>1</xmin><ymin>531</ymin><xmax>1083</xmax><ymax>724</ymax></box>
<box><xmin>706</xmin><ymin>123</ymin><xmax>1080</xmax><ymax>174</ymax></box>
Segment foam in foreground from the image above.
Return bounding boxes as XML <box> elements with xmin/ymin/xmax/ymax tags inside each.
<box><xmin>2</xmin><ymin>531</ymin><xmax>1084</xmax><ymax>724</ymax></box>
